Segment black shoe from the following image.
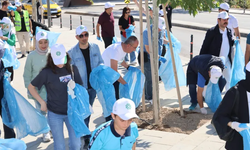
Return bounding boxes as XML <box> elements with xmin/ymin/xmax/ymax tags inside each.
<box><xmin>83</xmin><ymin>138</ymin><xmax>90</xmax><ymax>149</ymax></box>
<box><xmin>27</xmin><ymin>51</ymin><xmax>30</xmax><ymax>54</ymax></box>
<box><xmin>19</xmin><ymin>54</ymin><xmax>26</xmax><ymax>58</ymax></box>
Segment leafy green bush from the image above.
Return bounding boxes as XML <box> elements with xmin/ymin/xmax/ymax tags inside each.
<box><xmin>228</xmin><ymin>0</ymin><xmax>250</xmax><ymax>9</ymax></box>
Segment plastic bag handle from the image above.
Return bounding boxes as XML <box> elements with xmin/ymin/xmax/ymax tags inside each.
<box><xmin>70</xmin><ymin>65</ymin><xmax>75</xmax><ymax>81</ymax></box>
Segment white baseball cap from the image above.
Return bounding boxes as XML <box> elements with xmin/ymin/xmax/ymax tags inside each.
<box><xmin>218</xmin><ymin>11</ymin><xmax>229</xmax><ymax>19</ymax></box>
<box><xmin>148</xmin><ymin>5</ymin><xmax>153</xmax><ymax>11</ymax></box>
<box><xmin>112</xmin><ymin>98</ymin><xmax>139</xmax><ymax>120</ymax></box>
<box><xmin>76</xmin><ymin>25</ymin><xmax>88</xmax><ymax>35</ymax></box>
<box><xmin>210</xmin><ymin>66</ymin><xmax>222</xmax><ymax>84</ymax></box>
<box><xmin>158</xmin><ymin>17</ymin><xmax>166</xmax><ymax>30</ymax></box>
<box><xmin>36</xmin><ymin>31</ymin><xmax>48</xmax><ymax>41</ymax></box>
<box><xmin>219</xmin><ymin>3</ymin><xmax>230</xmax><ymax>11</ymax></box>
<box><xmin>51</xmin><ymin>44</ymin><xmax>67</xmax><ymax>65</ymax></box>
<box><xmin>15</xmin><ymin>1</ymin><xmax>22</xmax><ymax>7</ymax></box>
<box><xmin>105</xmin><ymin>2</ymin><xmax>115</xmax><ymax>9</ymax></box>
<box><xmin>0</xmin><ymin>17</ymin><xmax>12</xmax><ymax>24</ymax></box>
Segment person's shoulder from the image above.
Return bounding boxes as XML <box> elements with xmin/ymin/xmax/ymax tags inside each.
<box><xmin>229</xmin><ymin>14</ymin><xmax>237</xmax><ymax>20</ymax></box>
<box><xmin>93</xmin><ymin>121</ymin><xmax>112</xmax><ymax>136</ymax></box>
<box><xmin>247</xmin><ymin>33</ymin><xmax>250</xmax><ymax>39</ymax></box>
<box><xmin>130</xmin><ymin>122</ymin><xmax>138</xmax><ymax>130</ymax></box>
<box><xmin>89</xmin><ymin>42</ymin><xmax>99</xmax><ymax>48</ymax></box>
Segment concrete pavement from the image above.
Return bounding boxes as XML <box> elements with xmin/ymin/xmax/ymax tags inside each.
<box><xmin>0</xmin><ymin>25</ymin><xmax>227</xmax><ymax>150</ymax></box>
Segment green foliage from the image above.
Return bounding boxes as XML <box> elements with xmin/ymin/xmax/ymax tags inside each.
<box><xmin>157</xmin><ymin>0</ymin><xmax>223</xmax><ymax>16</ymax></box>
<box><xmin>229</xmin><ymin>0</ymin><xmax>250</xmax><ymax>9</ymax></box>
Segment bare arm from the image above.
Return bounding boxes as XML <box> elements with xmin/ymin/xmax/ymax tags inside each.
<box><xmin>133</xmin><ymin>0</ymin><xmax>146</xmax><ymax>14</ymax></box>
<box><xmin>145</xmin><ymin>45</ymin><xmax>150</xmax><ymax>54</ymax></box>
<box><xmin>132</xmin><ymin>142</ymin><xmax>136</xmax><ymax>150</ymax></box>
<box><xmin>96</xmin><ymin>23</ymin><xmax>101</xmax><ymax>37</ymax></box>
<box><xmin>245</xmin><ymin>44</ymin><xmax>250</xmax><ymax>65</ymax></box>
<box><xmin>234</xmin><ymin>27</ymin><xmax>240</xmax><ymax>40</ymax></box>
<box><xmin>28</xmin><ymin>83</ymin><xmax>47</xmax><ymax>112</ymax></box>
<box><xmin>119</xmin><ymin>25</ymin><xmax>126</xmax><ymax>32</ymax></box>
<box><xmin>197</xmin><ymin>86</ymin><xmax>204</xmax><ymax>108</ymax></box>
<box><xmin>29</xmin><ymin>18</ymin><xmax>33</xmax><ymax>34</ymax></box>
<box><xmin>110</xmin><ymin>59</ymin><xmax>127</xmax><ymax>85</ymax></box>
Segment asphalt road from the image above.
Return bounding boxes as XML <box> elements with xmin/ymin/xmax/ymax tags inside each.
<box><xmin>45</xmin><ymin>14</ymin><xmax>247</xmax><ymax>60</ymax></box>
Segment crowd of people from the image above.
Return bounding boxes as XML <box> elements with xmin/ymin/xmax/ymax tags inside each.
<box><xmin>0</xmin><ymin>0</ymin><xmax>250</xmax><ymax>150</ymax></box>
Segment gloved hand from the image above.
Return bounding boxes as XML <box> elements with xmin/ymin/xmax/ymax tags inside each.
<box><xmin>97</xmin><ymin>36</ymin><xmax>102</xmax><ymax>42</ymax></box>
<box><xmin>231</xmin><ymin>122</ymin><xmax>248</xmax><ymax>132</ymax></box>
<box><xmin>159</xmin><ymin>56</ymin><xmax>167</xmax><ymax>63</ymax></box>
<box><xmin>200</xmin><ymin>107</ymin><xmax>207</xmax><ymax>115</ymax></box>
<box><xmin>67</xmin><ymin>79</ymin><xmax>76</xmax><ymax>99</ymax></box>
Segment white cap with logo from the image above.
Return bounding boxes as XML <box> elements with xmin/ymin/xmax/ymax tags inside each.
<box><xmin>15</xmin><ymin>1</ymin><xmax>22</xmax><ymax>7</ymax></box>
<box><xmin>219</xmin><ymin>3</ymin><xmax>230</xmax><ymax>11</ymax></box>
<box><xmin>112</xmin><ymin>98</ymin><xmax>139</xmax><ymax>120</ymax></box>
<box><xmin>51</xmin><ymin>44</ymin><xmax>67</xmax><ymax>65</ymax></box>
<box><xmin>210</xmin><ymin>66</ymin><xmax>223</xmax><ymax>84</ymax></box>
<box><xmin>36</xmin><ymin>31</ymin><xmax>48</xmax><ymax>41</ymax></box>
<box><xmin>105</xmin><ymin>2</ymin><xmax>115</xmax><ymax>9</ymax></box>
<box><xmin>158</xmin><ymin>17</ymin><xmax>166</xmax><ymax>30</ymax></box>
<box><xmin>76</xmin><ymin>25</ymin><xmax>88</xmax><ymax>35</ymax></box>
<box><xmin>218</xmin><ymin>11</ymin><xmax>229</xmax><ymax>19</ymax></box>
<box><xmin>0</xmin><ymin>17</ymin><xmax>12</xmax><ymax>24</ymax></box>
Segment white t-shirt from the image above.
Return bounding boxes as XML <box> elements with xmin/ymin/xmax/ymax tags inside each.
<box><xmin>102</xmin><ymin>42</ymin><xmax>126</xmax><ymax>68</ymax></box>
<box><xmin>246</xmin><ymin>92</ymin><xmax>250</xmax><ymax>122</ymax></box>
<box><xmin>219</xmin><ymin>29</ymin><xmax>230</xmax><ymax>59</ymax></box>
<box><xmin>228</xmin><ymin>14</ymin><xmax>238</xmax><ymax>38</ymax></box>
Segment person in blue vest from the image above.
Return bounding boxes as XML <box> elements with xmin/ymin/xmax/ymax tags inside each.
<box><xmin>88</xmin><ymin>98</ymin><xmax>139</xmax><ymax>150</ymax></box>
<box><xmin>187</xmin><ymin>54</ymin><xmax>226</xmax><ymax>114</ymax></box>
<box><xmin>68</xmin><ymin>25</ymin><xmax>103</xmax><ymax>149</ymax></box>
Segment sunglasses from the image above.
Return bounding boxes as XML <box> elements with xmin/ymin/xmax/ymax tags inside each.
<box><xmin>78</xmin><ymin>33</ymin><xmax>89</xmax><ymax>38</ymax></box>
<box><xmin>126</xmin><ymin>11</ymin><xmax>130</xmax><ymax>14</ymax></box>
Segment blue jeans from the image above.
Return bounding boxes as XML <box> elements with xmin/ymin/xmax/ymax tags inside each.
<box><xmin>48</xmin><ymin>111</ymin><xmax>81</xmax><ymax>150</ymax></box>
<box><xmin>144</xmin><ymin>61</ymin><xmax>152</xmax><ymax>100</ymax></box>
<box><xmin>189</xmin><ymin>77</ymin><xmax>226</xmax><ymax>104</ymax></box>
<box><xmin>121</xmin><ymin>34</ymin><xmax>136</xmax><ymax>62</ymax></box>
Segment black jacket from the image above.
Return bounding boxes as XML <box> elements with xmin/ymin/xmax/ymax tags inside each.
<box><xmin>212</xmin><ymin>81</ymin><xmax>249</xmax><ymax>150</ymax></box>
<box><xmin>200</xmin><ymin>24</ymin><xmax>234</xmax><ymax>64</ymax></box>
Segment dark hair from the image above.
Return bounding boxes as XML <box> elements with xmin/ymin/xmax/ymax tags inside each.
<box><xmin>2</xmin><ymin>1</ymin><xmax>9</xmax><ymax>7</ymax></box>
<box><xmin>124</xmin><ymin>36</ymin><xmax>138</xmax><ymax>45</ymax></box>
<box><xmin>122</xmin><ymin>7</ymin><xmax>131</xmax><ymax>17</ymax></box>
<box><xmin>44</xmin><ymin>52</ymin><xmax>72</xmax><ymax>74</ymax></box>
<box><xmin>219</xmin><ymin>8</ymin><xmax>229</xmax><ymax>13</ymax></box>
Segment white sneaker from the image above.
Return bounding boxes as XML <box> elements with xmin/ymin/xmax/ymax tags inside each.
<box><xmin>145</xmin><ymin>99</ymin><xmax>153</xmax><ymax>105</ymax></box>
<box><xmin>43</xmin><ymin>132</ymin><xmax>51</xmax><ymax>142</ymax></box>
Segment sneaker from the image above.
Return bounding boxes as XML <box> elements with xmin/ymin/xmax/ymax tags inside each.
<box><xmin>189</xmin><ymin>103</ymin><xmax>197</xmax><ymax>111</ymax></box>
<box><xmin>43</xmin><ymin>132</ymin><xmax>51</xmax><ymax>142</ymax></box>
<box><xmin>19</xmin><ymin>54</ymin><xmax>26</xmax><ymax>59</ymax></box>
<box><xmin>83</xmin><ymin>138</ymin><xmax>90</xmax><ymax>149</ymax></box>
<box><xmin>145</xmin><ymin>99</ymin><xmax>153</xmax><ymax>105</ymax></box>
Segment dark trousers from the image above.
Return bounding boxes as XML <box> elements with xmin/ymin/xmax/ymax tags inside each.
<box><xmin>105</xmin><ymin>81</ymin><xmax>120</xmax><ymax>122</ymax></box>
<box><xmin>0</xmin><ymin>77</ymin><xmax>15</xmax><ymax>139</ymax></box>
<box><xmin>189</xmin><ymin>77</ymin><xmax>226</xmax><ymax>104</ymax></box>
<box><xmin>102</xmin><ymin>37</ymin><xmax>113</xmax><ymax>48</ymax></box>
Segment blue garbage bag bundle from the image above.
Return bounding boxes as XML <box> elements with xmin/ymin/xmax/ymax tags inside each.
<box><xmin>1</xmin><ymin>72</ymin><xmax>50</xmax><ymax>139</ymax></box>
<box><xmin>67</xmin><ymin>83</ymin><xmax>91</xmax><ymax>137</ymax></box>
<box><xmin>7</xmin><ymin>6</ymin><xmax>17</xmax><ymax>11</ymax></box>
<box><xmin>1</xmin><ymin>41</ymin><xmax>20</xmax><ymax>69</ymax></box>
<box><xmin>112</xmin><ymin>37</ymin><xmax>118</xmax><ymax>44</ymax></box>
<box><xmin>239</xmin><ymin>123</ymin><xmax>250</xmax><ymax>150</ymax></box>
<box><xmin>125</xmin><ymin>25</ymin><xmax>136</xmax><ymax>39</ymax></box>
<box><xmin>119</xmin><ymin>66</ymin><xmax>145</xmax><ymax>108</ymax></box>
<box><xmin>159</xmin><ymin>32</ymin><xmax>185</xmax><ymax>91</ymax></box>
<box><xmin>0</xmin><ymin>138</ymin><xmax>26</xmax><ymax>150</ymax></box>
<box><xmin>204</xmin><ymin>81</ymin><xmax>222</xmax><ymax>112</ymax></box>
<box><xmin>36</xmin><ymin>27</ymin><xmax>61</xmax><ymax>47</ymax></box>
<box><xmin>230</xmin><ymin>40</ymin><xmax>245</xmax><ymax>87</ymax></box>
<box><xmin>90</xmin><ymin>65</ymin><xmax>120</xmax><ymax>117</ymax></box>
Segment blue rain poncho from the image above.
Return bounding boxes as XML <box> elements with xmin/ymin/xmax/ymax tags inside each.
<box><xmin>0</xmin><ymin>138</ymin><xmax>26</xmax><ymax>150</ymax></box>
<box><xmin>90</xmin><ymin>65</ymin><xmax>120</xmax><ymax>117</ymax></box>
<box><xmin>1</xmin><ymin>41</ymin><xmax>20</xmax><ymax>69</ymax></box>
<box><xmin>67</xmin><ymin>83</ymin><xmax>91</xmax><ymax>137</ymax></box>
<box><xmin>159</xmin><ymin>32</ymin><xmax>185</xmax><ymax>91</ymax></box>
<box><xmin>239</xmin><ymin>123</ymin><xmax>250</xmax><ymax>150</ymax></box>
<box><xmin>119</xmin><ymin>66</ymin><xmax>145</xmax><ymax>108</ymax></box>
<box><xmin>204</xmin><ymin>81</ymin><xmax>222</xmax><ymax>112</ymax></box>
<box><xmin>1</xmin><ymin>72</ymin><xmax>50</xmax><ymax>139</ymax></box>
<box><xmin>36</xmin><ymin>27</ymin><xmax>61</xmax><ymax>47</ymax></box>
<box><xmin>230</xmin><ymin>40</ymin><xmax>245</xmax><ymax>87</ymax></box>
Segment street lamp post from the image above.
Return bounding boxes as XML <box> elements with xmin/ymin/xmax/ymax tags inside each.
<box><xmin>47</xmin><ymin>0</ymin><xmax>51</xmax><ymax>27</ymax></box>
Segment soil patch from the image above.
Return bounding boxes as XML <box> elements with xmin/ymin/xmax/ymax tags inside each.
<box><xmin>134</xmin><ymin>105</ymin><xmax>213</xmax><ymax>134</ymax></box>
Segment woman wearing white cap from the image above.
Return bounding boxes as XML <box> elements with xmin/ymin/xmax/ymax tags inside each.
<box><xmin>28</xmin><ymin>44</ymin><xmax>83</xmax><ymax>150</ymax></box>
<box><xmin>23</xmin><ymin>31</ymin><xmax>51</xmax><ymax>142</ymax></box>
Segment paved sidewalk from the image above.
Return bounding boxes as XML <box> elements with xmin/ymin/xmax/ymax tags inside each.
<box><xmin>0</xmin><ymin>25</ymin><xmax>226</xmax><ymax>150</ymax></box>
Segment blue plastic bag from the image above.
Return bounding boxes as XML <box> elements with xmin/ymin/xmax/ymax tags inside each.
<box><xmin>125</xmin><ymin>25</ymin><xmax>136</xmax><ymax>39</ymax></box>
<box><xmin>159</xmin><ymin>32</ymin><xmax>185</xmax><ymax>91</ymax></box>
<box><xmin>67</xmin><ymin>83</ymin><xmax>91</xmax><ymax>137</ymax></box>
<box><xmin>1</xmin><ymin>71</ymin><xmax>50</xmax><ymax>139</ymax></box>
<box><xmin>36</xmin><ymin>27</ymin><xmax>61</xmax><ymax>47</ymax></box>
<box><xmin>7</xmin><ymin>6</ymin><xmax>17</xmax><ymax>11</ymax></box>
<box><xmin>230</xmin><ymin>40</ymin><xmax>245</xmax><ymax>87</ymax></box>
<box><xmin>204</xmin><ymin>81</ymin><xmax>222</xmax><ymax>112</ymax></box>
<box><xmin>90</xmin><ymin>65</ymin><xmax>120</xmax><ymax>117</ymax></box>
<box><xmin>112</xmin><ymin>37</ymin><xmax>118</xmax><ymax>44</ymax></box>
<box><xmin>0</xmin><ymin>138</ymin><xmax>26</xmax><ymax>150</ymax></box>
<box><xmin>119</xmin><ymin>66</ymin><xmax>145</xmax><ymax>108</ymax></box>
<box><xmin>239</xmin><ymin>123</ymin><xmax>250</xmax><ymax>150</ymax></box>
<box><xmin>1</xmin><ymin>41</ymin><xmax>20</xmax><ymax>69</ymax></box>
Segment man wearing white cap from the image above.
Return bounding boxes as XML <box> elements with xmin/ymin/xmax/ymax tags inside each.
<box><xmin>88</xmin><ymin>98</ymin><xmax>139</xmax><ymax>150</ymax></box>
<box><xmin>96</xmin><ymin>2</ymin><xmax>115</xmax><ymax>48</ymax></box>
<box><xmin>219</xmin><ymin>2</ymin><xmax>240</xmax><ymax>40</ymax></box>
<box><xmin>138</xmin><ymin>17</ymin><xmax>168</xmax><ymax>104</ymax></box>
<box><xmin>68</xmin><ymin>25</ymin><xmax>103</xmax><ymax>148</ymax></box>
<box><xmin>10</xmin><ymin>1</ymin><xmax>33</xmax><ymax>58</ymax></box>
<box><xmin>200</xmin><ymin>11</ymin><xmax>234</xmax><ymax>91</ymax></box>
<box><xmin>187</xmin><ymin>54</ymin><xmax>226</xmax><ymax>114</ymax></box>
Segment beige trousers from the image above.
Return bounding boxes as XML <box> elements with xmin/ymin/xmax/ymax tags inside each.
<box><xmin>16</xmin><ymin>32</ymin><xmax>30</xmax><ymax>55</ymax></box>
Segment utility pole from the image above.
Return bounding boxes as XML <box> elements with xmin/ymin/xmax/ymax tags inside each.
<box><xmin>32</xmin><ymin>0</ymin><xmax>37</xmax><ymax>50</ymax></box>
<box><xmin>47</xmin><ymin>0</ymin><xmax>51</xmax><ymax>27</ymax></box>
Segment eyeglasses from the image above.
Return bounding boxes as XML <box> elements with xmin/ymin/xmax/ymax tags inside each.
<box><xmin>126</xmin><ymin>11</ymin><xmax>130</xmax><ymax>14</ymax></box>
<box><xmin>78</xmin><ymin>33</ymin><xmax>89</xmax><ymax>38</ymax></box>
<box><xmin>129</xmin><ymin>44</ymin><xmax>137</xmax><ymax>49</ymax></box>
